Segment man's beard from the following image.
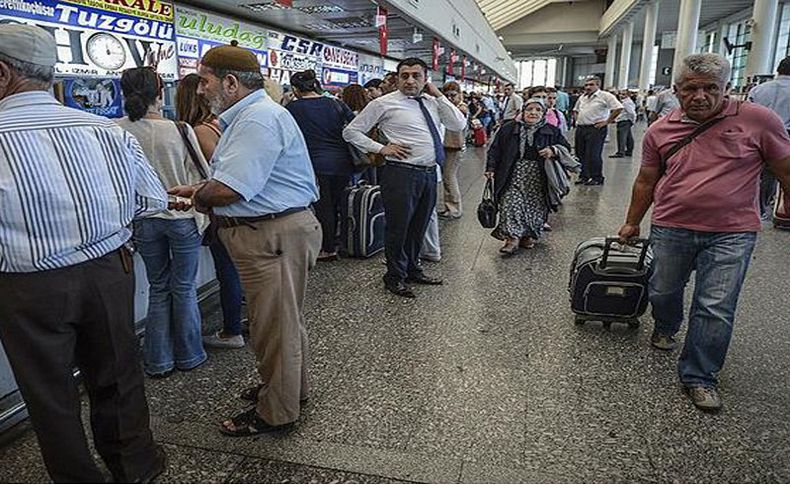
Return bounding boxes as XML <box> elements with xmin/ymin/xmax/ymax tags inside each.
<box><xmin>209</xmin><ymin>88</ymin><xmax>232</xmax><ymax>115</ymax></box>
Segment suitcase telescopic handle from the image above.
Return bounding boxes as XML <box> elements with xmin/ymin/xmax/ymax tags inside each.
<box><xmin>600</xmin><ymin>237</ymin><xmax>650</xmax><ymax>270</ymax></box>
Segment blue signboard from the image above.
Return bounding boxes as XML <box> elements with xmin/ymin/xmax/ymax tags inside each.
<box><xmin>63</xmin><ymin>77</ymin><xmax>124</xmax><ymax>118</ymax></box>
<box><xmin>321</xmin><ymin>66</ymin><xmax>358</xmax><ymax>88</ymax></box>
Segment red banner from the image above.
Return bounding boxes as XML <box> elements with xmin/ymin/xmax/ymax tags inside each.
<box><xmin>377</xmin><ymin>6</ymin><xmax>388</xmax><ymax>56</ymax></box>
<box><xmin>448</xmin><ymin>49</ymin><xmax>456</xmax><ymax>76</ymax></box>
<box><xmin>275</xmin><ymin>0</ymin><xmax>292</xmax><ymax>7</ymax></box>
<box><xmin>432</xmin><ymin>38</ymin><xmax>440</xmax><ymax>72</ymax></box>
<box><xmin>461</xmin><ymin>55</ymin><xmax>466</xmax><ymax>79</ymax></box>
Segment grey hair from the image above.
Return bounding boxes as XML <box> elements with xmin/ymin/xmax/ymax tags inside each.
<box><xmin>0</xmin><ymin>52</ymin><xmax>54</xmax><ymax>88</ymax></box>
<box><xmin>674</xmin><ymin>53</ymin><xmax>731</xmax><ymax>85</ymax></box>
<box><xmin>212</xmin><ymin>67</ymin><xmax>264</xmax><ymax>90</ymax></box>
<box><xmin>585</xmin><ymin>76</ymin><xmax>601</xmax><ymax>85</ymax></box>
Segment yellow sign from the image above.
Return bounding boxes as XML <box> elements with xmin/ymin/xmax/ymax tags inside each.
<box><xmin>63</xmin><ymin>0</ymin><xmax>174</xmax><ymax>22</ymax></box>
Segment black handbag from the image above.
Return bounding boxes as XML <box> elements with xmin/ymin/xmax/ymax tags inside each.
<box><xmin>477</xmin><ymin>178</ymin><xmax>498</xmax><ymax>229</ymax></box>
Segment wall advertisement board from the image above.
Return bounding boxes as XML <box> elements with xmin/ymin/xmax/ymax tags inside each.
<box><xmin>0</xmin><ymin>0</ymin><xmax>177</xmax><ymax>80</ymax></box>
<box><xmin>174</xmin><ymin>4</ymin><xmax>268</xmax><ymax>77</ymax></box>
<box><xmin>358</xmin><ymin>53</ymin><xmax>383</xmax><ymax>86</ymax></box>
<box><xmin>62</xmin><ymin>77</ymin><xmax>124</xmax><ymax>117</ymax></box>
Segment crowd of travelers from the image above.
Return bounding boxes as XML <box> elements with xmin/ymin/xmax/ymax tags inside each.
<box><xmin>0</xmin><ymin>23</ymin><xmax>789</xmax><ymax>483</ymax></box>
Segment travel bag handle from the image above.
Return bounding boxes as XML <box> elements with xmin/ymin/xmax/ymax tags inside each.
<box><xmin>600</xmin><ymin>237</ymin><xmax>649</xmax><ymax>270</ymax></box>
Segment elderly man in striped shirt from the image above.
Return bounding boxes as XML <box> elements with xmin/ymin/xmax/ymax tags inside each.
<box><xmin>0</xmin><ymin>25</ymin><xmax>168</xmax><ymax>483</ymax></box>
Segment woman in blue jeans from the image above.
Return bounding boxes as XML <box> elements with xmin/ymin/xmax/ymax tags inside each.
<box><xmin>176</xmin><ymin>74</ymin><xmax>245</xmax><ymax>349</ymax></box>
<box><xmin>118</xmin><ymin>68</ymin><xmax>210</xmax><ymax>377</ymax></box>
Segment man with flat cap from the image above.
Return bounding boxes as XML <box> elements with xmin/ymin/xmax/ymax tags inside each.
<box><xmin>169</xmin><ymin>40</ymin><xmax>321</xmax><ymax>436</ymax></box>
<box><xmin>0</xmin><ymin>24</ymin><xmax>168</xmax><ymax>482</ymax></box>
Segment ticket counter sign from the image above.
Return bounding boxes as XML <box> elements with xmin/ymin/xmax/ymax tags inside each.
<box><xmin>174</xmin><ymin>4</ymin><xmax>268</xmax><ymax>77</ymax></box>
<box><xmin>321</xmin><ymin>66</ymin><xmax>357</xmax><ymax>88</ymax></box>
<box><xmin>0</xmin><ymin>0</ymin><xmax>177</xmax><ymax>80</ymax></box>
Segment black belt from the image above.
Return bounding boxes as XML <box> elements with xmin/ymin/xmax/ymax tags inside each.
<box><xmin>214</xmin><ymin>207</ymin><xmax>309</xmax><ymax>229</ymax></box>
<box><xmin>386</xmin><ymin>161</ymin><xmax>436</xmax><ymax>172</ymax></box>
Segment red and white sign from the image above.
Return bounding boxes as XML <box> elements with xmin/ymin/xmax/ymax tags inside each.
<box><xmin>432</xmin><ymin>37</ymin><xmax>440</xmax><ymax>71</ymax></box>
<box><xmin>322</xmin><ymin>45</ymin><xmax>358</xmax><ymax>71</ymax></box>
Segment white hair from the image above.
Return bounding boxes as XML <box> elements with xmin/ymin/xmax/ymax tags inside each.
<box><xmin>674</xmin><ymin>53</ymin><xmax>731</xmax><ymax>85</ymax></box>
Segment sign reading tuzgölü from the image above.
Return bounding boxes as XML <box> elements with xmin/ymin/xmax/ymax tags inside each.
<box><xmin>0</xmin><ymin>0</ymin><xmax>178</xmax><ymax>79</ymax></box>
<box><xmin>174</xmin><ymin>5</ymin><xmax>268</xmax><ymax>78</ymax></box>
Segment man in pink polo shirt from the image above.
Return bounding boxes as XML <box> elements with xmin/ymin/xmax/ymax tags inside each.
<box><xmin>618</xmin><ymin>53</ymin><xmax>790</xmax><ymax>412</ymax></box>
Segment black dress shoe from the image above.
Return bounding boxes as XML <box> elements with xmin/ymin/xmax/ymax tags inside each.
<box><xmin>574</xmin><ymin>178</ymin><xmax>589</xmax><ymax>185</ymax></box>
<box><xmin>609</xmin><ymin>153</ymin><xmax>624</xmax><ymax>158</ymax></box>
<box><xmin>405</xmin><ymin>273</ymin><xmax>443</xmax><ymax>285</ymax></box>
<box><xmin>130</xmin><ymin>445</ymin><xmax>167</xmax><ymax>483</ymax></box>
<box><xmin>384</xmin><ymin>280</ymin><xmax>416</xmax><ymax>298</ymax></box>
<box><xmin>584</xmin><ymin>179</ymin><xmax>604</xmax><ymax>186</ymax></box>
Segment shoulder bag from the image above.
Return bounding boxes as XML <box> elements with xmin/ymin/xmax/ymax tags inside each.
<box><xmin>175</xmin><ymin>121</ymin><xmax>218</xmax><ymax>246</ymax></box>
<box><xmin>330</xmin><ymin>100</ymin><xmax>375</xmax><ymax>172</ymax></box>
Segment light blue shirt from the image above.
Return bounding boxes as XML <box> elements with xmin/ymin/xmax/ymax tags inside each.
<box><xmin>0</xmin><ymin>92</ymin><xmax>167</xmax><ymax>272</ymax></box>
<box><xmin>211</xmin><ymin>89</ymin><xmax>319</xmax><ymax>217</ymax></box>
<box><xmin>556</xmin><ymin>90</ymin><xmax>570</xmax><ymax>112</ymax></box>
<box><xmin>748</xmin><ymin>75</ymin><xmax>790</xmax><ymax>130</ymax></box>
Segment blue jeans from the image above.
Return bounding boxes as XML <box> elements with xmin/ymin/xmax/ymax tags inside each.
<box><xmin>649</xmin><ymin>226</ymin><xmax>757</xmax><ymax>387</ymax></box>
<box><xmin>208</xmin><ymin>237</ymin><xmax>243</xmax><ymax>336</ymax></box>
<box><xmin>134</xmin><ymin>218</ymin><xmax>206</xmax><ymax>374</ymax></box>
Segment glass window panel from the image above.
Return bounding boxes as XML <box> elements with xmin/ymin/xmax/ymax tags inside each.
<box><xmin>547</xmin><ymin>58</ymin><xmax>557</xmax><ymax>87</ymax></box>
<box><xmin>533</xmin><ymin>59</ymin><xmax>547</xmax><ymax>86</ymax></box>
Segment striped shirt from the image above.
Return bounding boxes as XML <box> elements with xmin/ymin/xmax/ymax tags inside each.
<box><xmin>0</xmin><ymin>91</ymin><xmax>167</xmax><ymax>273</ymax></box>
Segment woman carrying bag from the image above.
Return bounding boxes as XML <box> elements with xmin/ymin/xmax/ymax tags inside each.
<box><xmin>438</xmin><ymin>82</ymin><xmax>469</xmax><ymax>220</ymax></box>
<box><xmin>117</xmin><ymin>67</ymin><xmax>209</xmax><ymax>377</ymax></box>
<box><xmin>484</xmin><ymin>98</ymin><xmax>577</xmax><ymax>256</ymax></box>
<box><xmin>175</xmin><ymin>73</ymin><xmax>246</xmax><ymax>350</ymax></box>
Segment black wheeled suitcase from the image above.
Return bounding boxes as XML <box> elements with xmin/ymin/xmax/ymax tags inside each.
<box><xmin>568</xmin><ymin>237</ymin><xmax>653</xmax><ymax>327</ymax></box>
<box><xmin>340</xmin><ymin>182</ymin><xmax>386</xmax><ymax>258</ymax></box>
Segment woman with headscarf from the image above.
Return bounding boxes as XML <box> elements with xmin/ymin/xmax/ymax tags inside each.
<box><xmin>484</xmin><ymin>98</ymin><xmax>577</xmax><ymax>256</ymax></box>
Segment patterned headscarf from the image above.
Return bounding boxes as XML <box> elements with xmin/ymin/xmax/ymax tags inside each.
<box><xmin>519</xmin><ymin>97</ymin><xmax>548</xmax><ymax>157</ymax></box>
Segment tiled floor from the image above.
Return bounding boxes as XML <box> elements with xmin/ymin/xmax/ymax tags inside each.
<box><xmin>2</xmin><ymin>123</ymin><xmax>789</xmax><ymax>483</ymax></box>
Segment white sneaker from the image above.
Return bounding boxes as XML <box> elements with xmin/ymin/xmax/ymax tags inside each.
<box><xmin>202</xmin><ymin>331</ymin><xmax>244</xmax><ymax>349</ymax></box>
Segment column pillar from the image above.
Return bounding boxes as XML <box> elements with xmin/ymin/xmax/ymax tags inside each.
<box><xmin>619</xmin><ymin>21</ymin><xmax>634</xmax><ymax>89</ymax></box>
<box><xmin>745</xmin><ymin>0</ymin><xmax>780</xmax><ymax>79</ymax></box>
<box><xmin>672</xmin><ymin>0</ymin><xmax>702</xmax><ymax>79</ymax></box>
<box><xmin>605</xmin><ymin>33</ymin><xmax>618</xmax><ymax>88</ymax></box>
<box><xmin>639</xmin><ymin>0</ymin><xmax>659</xmax><ymax>90</ymax></box>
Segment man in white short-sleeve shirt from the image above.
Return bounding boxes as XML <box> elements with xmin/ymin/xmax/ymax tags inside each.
<box><xmin>572</xmin><ymin>76</ymin><xmax>623</xmax><ymax>185</ymax></box>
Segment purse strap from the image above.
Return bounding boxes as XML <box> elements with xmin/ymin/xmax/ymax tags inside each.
<box><xmin>175</xmin><ymin>121</ymin><xmax>208</xmax><ymax>180</ymax></box>
<box><xmin>483</xmin><ymin>177</ymin><xmax>494</xmax><ymax>201</ymax></box>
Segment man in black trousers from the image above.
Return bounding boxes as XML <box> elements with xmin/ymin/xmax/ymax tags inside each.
<box><xmin>0</xmin><ymin>25</ymin><xmax>167</xmax><ymax>483</ymax></box>
<box><xmin>344</xmin><ymin>58</ymin><xmax>466</xmax><ymax>297</ymax></box>
<box><xmin>572</xmin><ymin>76</ymin><xmax>623</xmax><ymax>185</ymax></box>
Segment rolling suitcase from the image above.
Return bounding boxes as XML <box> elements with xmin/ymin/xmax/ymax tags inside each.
<box><xmin>340</xmin><ymin>182</ymin><xmax>386</xmax><ymax>258</ymax></box>
<box><xmin>473</xmin><ymin>126</ymin><xmax>487</xmax><ymax>147</ymax></box>
<box><xmin>568</xmin><ymin>237</ymin><xmax>652</xmax><ymax>328</ymax></box>
<box><xmin>773</xmin><ymin>186</ymin><xmax>790</xmax><ymax>230</ymax></box>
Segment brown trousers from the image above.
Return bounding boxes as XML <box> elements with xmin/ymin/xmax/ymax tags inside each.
<box><xmin>219</xmin><ymin>210</ymin><xmax>321</xmax><ymax>425</ymax></box>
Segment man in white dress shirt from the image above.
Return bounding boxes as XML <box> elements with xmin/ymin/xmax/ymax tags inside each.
<box><xmin>572</xmin><ymin>76</ymin><xmax>623</xmax><ymax>185</ymax></box>
<box><xmin>499</xmin><ymin>82</ymin><xmax>523</xmax><ymax>122</ymax></box>
<box><xmin>344</xmin><ymin>58</ymin><xmax>466</xmax><ymax>298</ymax></box>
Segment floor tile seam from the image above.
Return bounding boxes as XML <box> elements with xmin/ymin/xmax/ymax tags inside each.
<box><xmin>227</xmin><ymin>449</ymin><xmax>424</xmax><ymax>484</ymax></box>
<box><xmin>223</xmin><ymin>452</ymin><xmax>250</xmax><ymax>484</ymax></box>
